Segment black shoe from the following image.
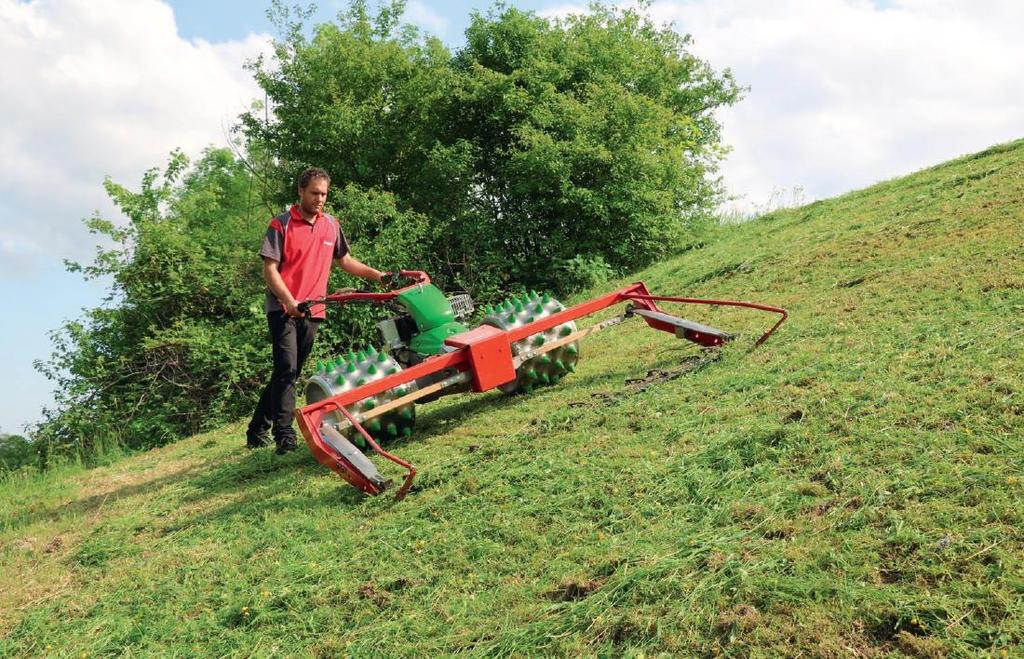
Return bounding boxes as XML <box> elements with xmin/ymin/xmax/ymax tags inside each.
<box><xmin>274</xmin><ymin>436</ymin><xmax>298</xmax><ymax>455</ymax></box>
<box><xmin>246</xmin><ymin>431</ymin><xmax>271</xmax><ymax>449</ymax></box>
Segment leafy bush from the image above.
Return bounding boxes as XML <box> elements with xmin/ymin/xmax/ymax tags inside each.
<box><xmin>34</xmin><ymin>149</ymin><xmax>270</xmax><ymax>460</ymax></box>
<box><xmin>555</xmin><ymin>254</ymin><xmax>617</xmax><ymax>292</ymax></box>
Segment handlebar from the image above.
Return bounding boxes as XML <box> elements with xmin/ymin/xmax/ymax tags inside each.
<box><xmin>295</xmin><ymin>270</ymin><xmax>431</xmax><ymax>316</ymax></box>
<box><xmin>384</xmin><ymin>270</ymin><xmax>430</xmax><ymax>290</ymax></box>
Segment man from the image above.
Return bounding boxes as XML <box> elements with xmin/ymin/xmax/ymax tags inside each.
<box><xmin>247</xmin><ymin>168</ymin><xmax>383</xmax><ymax>454</ymax></box>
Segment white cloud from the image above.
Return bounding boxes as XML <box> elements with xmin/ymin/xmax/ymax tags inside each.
<box><xmin>0</xmin><ymin>0</ymin><xmax>271</xmax><ymax>274</ymax></box>
<box><xmin>543</xmin><ymin>0</ymin><xmax>1024</xmax><ymax>212</ymax></box>
<box><xmin>645</xmin><ymin>1</ymin><xmax>1024</xmax><ymax>210</ymax></box>
<box><xmin>405</xmin><ymin>0</ymin><xmax>450</xmax><ymax>37</ymax></box>
<box><xmin>537</xmin><ymin>3</ymin><xmax>588</xmax><ymax>22</ymax></box>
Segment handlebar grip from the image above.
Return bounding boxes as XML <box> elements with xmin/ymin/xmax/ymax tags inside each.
<box><xmin>297</xmin><ymin>301</ymin><xmax>312</xmax><ymax>316</ymax></box>
<box><xmin>386</xmin><ymin>271</ymin><xmax>405</xmax><ymax>290</ymax></box>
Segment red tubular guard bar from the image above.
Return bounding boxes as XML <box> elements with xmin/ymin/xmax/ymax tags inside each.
<box><xmin>336</xmin><ymin>404</ymin><xmax>417</xmax><ymax>500</ymax></box>
<box><xmin>295</xmin><ymin>281</ymin><xmax>787</xmax><ymax>498</ymax></box>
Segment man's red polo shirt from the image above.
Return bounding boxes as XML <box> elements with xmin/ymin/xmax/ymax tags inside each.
<box><xmin>260</xmin><ymin>205</ymin><xmax>349</xmax><ymax>319</ymax></box>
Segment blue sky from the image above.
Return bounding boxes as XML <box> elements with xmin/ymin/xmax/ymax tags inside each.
<box><xmin>168</xmin><ymin>0</ymin><xmax>556</xmax><ymax>44</ymax></box>
<box><xmin>170</xmin><ymin>0</ymin><xmax>286</xmax><ymax>41</ymax></box>
<box><xmin>2</xmin><ymin>0</ymin><xmax>1022</xmax><ymax>435</ymax></box>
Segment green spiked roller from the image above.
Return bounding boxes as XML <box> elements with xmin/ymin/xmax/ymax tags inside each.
<box><xmin>479</xmin><ymin>291</ymin><xmax>580</xmax><ymax>396</ymax></box>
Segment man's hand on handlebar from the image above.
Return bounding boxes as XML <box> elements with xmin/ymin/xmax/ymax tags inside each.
<box><xmin>382</xmin><ymin>271</ymin><xmax>406</xmax><ymax>291</ymax></box>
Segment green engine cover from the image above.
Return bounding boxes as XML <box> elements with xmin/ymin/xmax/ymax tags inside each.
<box><xmin>409</xmin><ymin>324</ymin><xmax>469</xmax><ymax>355</ymax></box>
<box><xmin>396</xmin><ymin>284</ymin><xmax>468</xmax><ymax>356</ymax></box>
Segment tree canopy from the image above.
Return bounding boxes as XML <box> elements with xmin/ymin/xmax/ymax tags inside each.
<box><xmin>243</xmin><ymin>0</ymin><xmax>740</xmax><ymax>294</ymax></box>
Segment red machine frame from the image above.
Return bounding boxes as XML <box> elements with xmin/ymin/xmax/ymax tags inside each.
<box><xmin>295</xmin><ymin>272</ymin><xmax>787</xmax><ymax>499</ymax></box>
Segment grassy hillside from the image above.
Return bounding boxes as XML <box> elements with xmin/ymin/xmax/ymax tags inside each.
<box><xmin>2</xmin><ymin>140</ymin><xmax>1022</xmax><ymax>657</ymax></box>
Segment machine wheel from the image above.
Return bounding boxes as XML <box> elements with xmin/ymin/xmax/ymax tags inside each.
<box><xmin>304</xmin><ymin>347</ymin><xmax>417</xmax><ymax>450</ymax></box>
<box><xmin>479</xmin><ymin>291</ymin><xmax>580</xmax><ymax>394</ymax></box>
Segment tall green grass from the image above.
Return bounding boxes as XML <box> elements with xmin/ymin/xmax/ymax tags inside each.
<box><xmin>2</xmin><ymin>140</ymin><xmax>1022</xmax><ymax>656</ymax></box>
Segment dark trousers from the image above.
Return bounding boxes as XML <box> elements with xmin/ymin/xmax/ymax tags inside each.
<box><xmin>248</xmin><ymin>312</ymin><xmax>320</xmax><ymax>442</ymax></box>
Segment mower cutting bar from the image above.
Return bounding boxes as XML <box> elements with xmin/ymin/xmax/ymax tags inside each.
<box><xmin>627</xmin><ymin>308</ymin><xmax>734</xmax><ymax>344</ymax></box>
<box><xmin>623</xmin><ymin>293</ymin><xmax>788</xmax><ymax>348</ymax></box>
<box><xmin>320</xmin><ymin>425</ymin><xmax>389</xmax><ymax>490</ymax></box>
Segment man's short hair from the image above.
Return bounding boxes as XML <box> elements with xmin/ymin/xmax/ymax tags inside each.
<box><xmin>297</xmin><ymin>167</ymin><xmax>331</xmax><ymax>189</ymax></box>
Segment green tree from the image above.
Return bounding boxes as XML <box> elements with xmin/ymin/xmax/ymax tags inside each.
<box><xmin>0</xmin><ymin>432</ymin><xmax>34</xmax><ymax>472</ymax></box>
<box><xmin>34</xmin><ymin>149</ymin><xmax>272</xmax><ymax>461</ymax></box>
<box><xmin>243</xmin><ymin>1</ymin><xmax>741</xmax><ymax>295</ymax></box>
